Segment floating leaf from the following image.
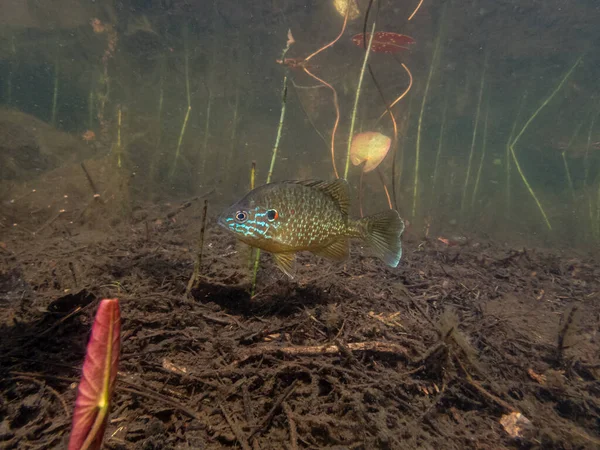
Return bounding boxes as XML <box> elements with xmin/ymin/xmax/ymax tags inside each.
<box><xmin>352</xmin><ymin>32</ymin><xmax>416</xmax><ymax>54</ymax></box>
<box><xmin>69</xmin><ymin>298</ymin><xmax>121</xmax><ymax>450</ymax></box>
<box><xmin>333</xmin><ymin>0</ymin><xmax>360</xmax><ymax>20</ymax></box>
<box><xmin>350</xmin><ymin>131</ymin><xmax>392</xmax><ymax>172</ymax></box>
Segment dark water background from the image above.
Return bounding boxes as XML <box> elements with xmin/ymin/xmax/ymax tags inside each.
<box><xmin>1</xmin><ymin>0</ymin><xmax>599</xmax><ymax>251</ymax></box>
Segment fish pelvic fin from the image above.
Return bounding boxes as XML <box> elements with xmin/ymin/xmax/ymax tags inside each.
<box><xmin>313</xmin><ymin>237</ymin><xmax>350</xmax><ymax>261</ymax></box>
<box><xmin>355</xmin><ymin>210</ymin><xmax>405</xmax><ymax>268</ymax></box>
<box><xmin>272</xmin><ymin>252</ymin><xmax>296</xmax><ymax>279</ymax></box>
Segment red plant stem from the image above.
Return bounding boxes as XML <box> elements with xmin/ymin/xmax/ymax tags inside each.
<box><xmin>298</xmin><ymin>2</ymin><xmax>349</xmax><ymax>179</ymax></box>
<box><xmin>378</xmin><ymin>63</ymin><xmax>413</xmax><ymax>122</ymax></box>
<box><xmin>376</xmin><ymin>167</ymin><xmax>393</xmax><ymax>210</ymax></box>
<box><xmin>304</xmin><ymin>5</ymin><xmax>349</xmax><ymax>63</ymax></box>
<box><xmin>359</xmin><ymin>169</ymin><xmax>365</xmax><ymax>217</ymax></box>
<box><xmin>408</xmin><ymin>0</ymin><xmax>424</xmax><ymax>21</ymax></box>
<box><xmin>303</xmin><ymin>67</ymin><xmax>340</xmax><ymax>178</ymax></box>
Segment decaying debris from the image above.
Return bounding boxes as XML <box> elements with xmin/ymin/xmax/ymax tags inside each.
<box><xmin>500</xmin><ymin>412</ymin><xmax>533</xmax><ymax>440</ymax></box>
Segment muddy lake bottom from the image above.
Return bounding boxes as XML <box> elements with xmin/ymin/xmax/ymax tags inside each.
<box><xmin>1</xmin><ymin>206</ymin><xmax>599</xmax><ymax>450</ymax></box>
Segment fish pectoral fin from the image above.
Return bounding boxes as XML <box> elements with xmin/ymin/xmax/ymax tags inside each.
<box><xmin>313</xmin><ymin>237</ymin><xmax>349</xmax><ymax>261</ymax></box>
<box><xmin>273</xmin><ymin>252</ymin><xmax>296</xmax><ymax>279</ymax></box>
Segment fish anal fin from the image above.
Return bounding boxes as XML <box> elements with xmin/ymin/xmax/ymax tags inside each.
<box><xmin>286</xmin><ymin>179</ymin><xmax>350</xmax><ymax>216</ymax></box>
<box><xmin>313</xmin><ymin>237</ymin><xmax>350</xmax><ymax>261</ymax></box>
<box><xmin>272</xmin><ymin>252</ymin><xmax>296</xmax><ymax>279</ymax></box>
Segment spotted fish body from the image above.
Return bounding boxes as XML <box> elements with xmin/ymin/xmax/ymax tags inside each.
<box><xmin>218</xmin><ymin>179</ymin><xmax>405</xmax><ymax>277</ymax></box>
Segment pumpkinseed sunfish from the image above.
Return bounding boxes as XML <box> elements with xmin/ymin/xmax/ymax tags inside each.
<box><xmin>218</xmin><ymin>179</ymin><xmax>405</xmax><ymax>278</ymax></box>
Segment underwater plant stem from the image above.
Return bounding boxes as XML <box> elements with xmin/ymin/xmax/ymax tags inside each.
<box><xmin>431</xmin><ymin>89</ymin><xmax>449</xmax><ymax>204</ymax></box>
<box><xmin>266</xmin><ymin>79</ymin><xmax>288</xmax><ymax>184</ymax></box>
<box><xmin>344</xmin><ymin>21</ymin><xmax>377</xmax><ymax>180</ymax></box>
<box><xmin>303</xmin><ymin>68</ymin><xmax>340</xmax><ymax>178</ymax></box>
<box><xmin>376</xmin><ymin>63</ymin><xmax>413</xmax><ymax>124</ymax></box>
<box><xmin>509</xmin><ymin>146</ymin><xmax>552</xmax><ymax>231</ymax></box>
<box><xmin>508</xmin><ymin>56</ymin><xmax>582</xmax><ymax>231</ymax></box>
<box><xmin>561</xmin><ymin>152</ymin><xmax>574</xmax><ymax>198</ymax></box>
<box><xmin>359</xmin><ymin>169</ymin><xmax>365</xmax><ymax>217</ymax></box>
<box><xmin>304</xmin><ymin>3</ymin><xmax>349</xmax><ymax>63</ymax></box>
<box><xmin>186</xmin><ymin>200</ymin><xmax>208</xmax><ymax>295</ymax></box>
<box><xmin>511</xmin><ymin>56</ymin><xmax>582</xmax><ymax>151</ymax></box>
<box><xmin>51</xmin><ymin>57</ymin><xmax>59</xmax><ymax>126</ymax></box>
<box><xmin>461</xmin><ymin>51</ymin><xmax>487</xmax><ymax>214</ymax></box>
<box><xmin>253</xmin><ymin>34</ymin><xmax>294</xmax><ymax>295</ymax></box>
<box><xmin>88</xmin><ymin>74</ymin><xmax>94</xmax><ymax>129</ymax></box>
<box><xmin>230</xmin><ymin>82</ymin><xmax>240</xmax><ymax>156</ymax></box>
<box><xmin>562</xmin><ymin>122</ymin><xmax>582</xmax><ymax>199</ymax></box>
<box><xmin>505</xmin><ymin>93</ymin><xmax>527</xmax><ymax>218</ymax></box>
<box><xmin>366</xmin><ymin>62</ymin><xmax>398</xmax><ymax>208</ymax></box>
<box><xmin>408</xmin><ymin>0</ymin><xmax>424</xmax><ymax>21</ymax></box>
<box><xmin>201</xmin><ymin>88</ymin><xmax>213</xmax><ymax>174</ymax></box>
<box><xmin>116</xmin><ymin>106</ymin><xmax>122</xmax><ymax>168</ymax></box>
<box><xmin>376</xmin><ymin>167</ymin><xmax>393</xmax><ymax>210</ymax></box>
<box><xmin>413</xmin><ymin>31</ymin><xmax>442</xmax><ymax>217</ymax></box>
<box><xmin>170</xmin><ymin>27</ymin><xmax>192</xmax><ymax>179</ymax></box>
<box><xmin>7</xmin><ymin>35</ymin><xmax>15</xmax><ymax>104</ymax></box>
<box><xmin>471</xmin><ymin>103</ymin><xmax>489</xmax><ymax>208</ymax></box>
<box><xmin>584</xmin><ymin>107</ymin><xmax>599</xmax><ymax>186</ymax></box>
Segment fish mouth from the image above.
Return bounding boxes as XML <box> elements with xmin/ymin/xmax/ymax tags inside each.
<box><xmin>217</xmin><ymin>213</ymin><xmax>228</xmax><ymax>229</ymax></box>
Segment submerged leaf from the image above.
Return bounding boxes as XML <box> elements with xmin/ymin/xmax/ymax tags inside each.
<box><xmin>69</xmin><ymin>298</ymin><xmax>121</xmax><ymax>450</ymax></box>
<box><xmin>352</xmin><ymin>32</ymin><xmax>416</xmax><ymax>54</ymax></box>
<box><xmin>350</xmin><ymin>131</ymin><xmax>392</xmax><ymax>172</ymax></box>
<box><xmin>333</xmin><ymin>0</ymin><xmax>360</xmax><ymax>20</ymax></box>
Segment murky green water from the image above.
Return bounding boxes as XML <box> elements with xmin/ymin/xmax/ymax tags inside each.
<box><xmin>1</xmin><ymin>0</ymin><xmax>599</xmax><ymax>251</ymax></box>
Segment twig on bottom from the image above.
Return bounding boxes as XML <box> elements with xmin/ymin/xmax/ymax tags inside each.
<box><xmin>250</xmin><ymin>379</ymin><xmax>298</xmax><ymax>439</ymax></box>
<box><xmin>282</xmin><ymin>402</ymin><xmax>298</xmax><ymax>450</ymax></box>
<box><xmin>220</xmin><ymin>402</ymin><xmax>251</xmax><ymax>450</ymax></box>
<box><xmin>237</xmin><ymin>341</ymin><xmax>410</xmax><ymax>365</ymax></box>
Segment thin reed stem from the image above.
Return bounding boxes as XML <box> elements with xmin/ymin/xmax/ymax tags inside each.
<box><xmin>169</xmin><ymin>26</ymin><xmax>192</xmax><ymax>179</ymax></box>
<box><xmin>345</xmin><ymin>21</ymin><xmax>377</xmax><ymax>180</ymax></box>
<box><xmin>471</xmin><ymin>103</ymin><xmax>489</xmax><ymax>207</ymax></box>
<box><xmin>413</xmin><ymin>30</ymin><xmax>442</xmax><ymax>217</ymax></box>
<box><xmin>461</xmin><ymin>51</ymin><xmax>487</xmax><ymax>213</ymax></box>
<box><xmin>431</xmin><ymin>88</ymin><xmax>449</xmax><ymax>204</ymax></box>
<box><xmin>509</xmin><ymin>55</ymin><xmax>582</xmax><ymax>230</ymax></box>
<box><xmin>505</xmin><ymin>92</ymin><xmax>527</xmax><ymax>218</ymax></box>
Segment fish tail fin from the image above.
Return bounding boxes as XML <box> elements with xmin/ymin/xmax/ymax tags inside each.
<box><xmin>355</xmin><ymin>210</ymin><xmax>405</xmax><ymax>268</ymax></box>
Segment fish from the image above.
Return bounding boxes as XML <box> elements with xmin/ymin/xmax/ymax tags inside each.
<box><xmin>218</xmin><ymin>179</ymin><xmax>405</xmax><ymax>278</ymax></box>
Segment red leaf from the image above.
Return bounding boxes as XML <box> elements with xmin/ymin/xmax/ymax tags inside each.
<box><xmin>352</xmin><ymin>32</ymin><xmax>416</xmax><ymax>54</ymax></box>
<box><xmin>69</xmin><ymin>299</ymin><xmax>121</xmax><ymax>450</ymax></box>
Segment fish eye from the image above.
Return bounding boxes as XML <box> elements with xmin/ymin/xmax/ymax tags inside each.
<box><xmin>235</xmin><ymin>211</ymin><xmax>248</xmax><ymax>222</ymax></box>
<box><xmin>266</xmin><ymin>209</ymin><xmax>278</xmax><ymax>222</ymax></box>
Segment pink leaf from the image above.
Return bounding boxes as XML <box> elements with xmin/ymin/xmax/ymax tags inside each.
<box><xmin>352</xmin><ymin>32</ymin><xmax>416</xmax><ymax>54</ymax></box>
<box><xmin>69</xmin><ymin>298</ymin><xmax>121</xmax><ymax>450</ymax></box>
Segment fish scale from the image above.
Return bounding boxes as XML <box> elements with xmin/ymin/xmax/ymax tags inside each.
<box><xmin>218</xmin><ymin>179</ymin><xmax>405</xmax><ymax>278</ymax></box>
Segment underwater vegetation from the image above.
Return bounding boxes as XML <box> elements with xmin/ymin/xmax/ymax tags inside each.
<box><xmin>1</xmin><ymin>0</ymin><xmax>598</xmax><ymax>259</ymax></box>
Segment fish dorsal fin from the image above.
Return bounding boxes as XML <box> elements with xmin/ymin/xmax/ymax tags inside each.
<box><xmin>272</xmin><ymin>252</ymin><xmax>296</xmax><ymax>279</ymax></box>
<box><xmin>287</xmin><ymin>179</ymin><xmax>350</xmax><ymax>216</ymax></box>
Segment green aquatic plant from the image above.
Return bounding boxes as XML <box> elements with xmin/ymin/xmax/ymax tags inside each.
<box><xmin>344</xmin><ymin>21</ymin><xmax>377</xmax><ymax>180</ymax></box>
<box><xmin>251</xmin><ymin>32</ymin><xmax>294</xmax><ymax>295</ymax></box>
<box><xmin>509</xmin><ymin>55</ymin><xmax>583</xmax><ymax>231</ymax></box>
<box><xmin>413</xmin><ymin>28</ymin><xmax>442</xmax><ymax>217</ymax></box>
<box><xmin>51</xmin><ymin>49</ymin><xmax>60</xmax><ymax>127</ymax></box>
<box><xmin>169</xmin><ymin>25</ymin><xmax>192</xmax><ymax>179</ymax></box>
<box><xmin>431</xmin><ymin>86</ymin><xmax>449</xmax><ymax>206</ymax></box>
<box><xmin>461</xmin><ymin>50</ymin><xmax>487</xmax><ymax>214</ymax></box>
<box><xmin>471</xmin><ymin>102</ymin><xmax>490</xmax><ymax>208</ymax></box>
<box><xmin>561</xmin><ymin>123</ymin><xmax>583</xmax><ymax>200</ymax></box>
<box><xmin>505</xmin><ymin>92</ymin><xmax>527</xmax><ymax>218</ymax></box>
